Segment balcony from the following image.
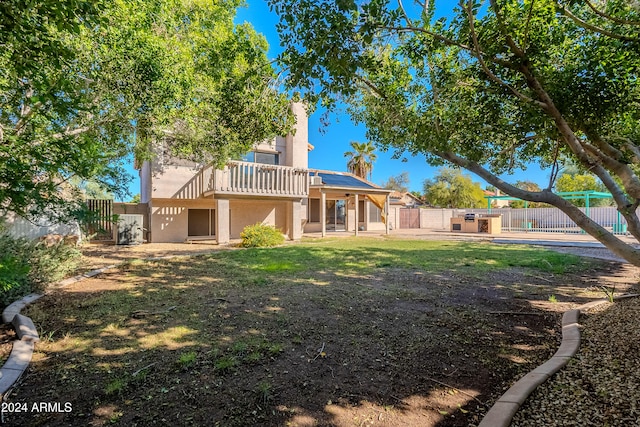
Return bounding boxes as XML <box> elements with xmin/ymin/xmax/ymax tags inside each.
<box><xmin>203</xmin><ymin>161</ymin><xmax>309</xmax><ymax>198</ymax></box>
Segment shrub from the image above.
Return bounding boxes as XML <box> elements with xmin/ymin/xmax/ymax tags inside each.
<box><xmin>240</xmin><ymin>223</ymin><xmax>285</xmax><ymax>248</ymax></box>
<box><xmin>0</xmin><ymin>234</ymin><xmax>81</xmax><ymax>306</ymax></box>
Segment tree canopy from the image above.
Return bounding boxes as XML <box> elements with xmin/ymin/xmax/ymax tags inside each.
<box><xmin>556</xmin><ymin>174</ymin><xmax>600</xmax><ymax>193</ymax></box>
<box><xmin>556</xmin><ymin>172</ymin><xmax>612</xmax><ymax>207</ymax></box>
<box><xmin>424</xmin><ymin>168</ymin><xmax>485</xmax><ymax>208</ymax></box>
<box><xmin>270</xmin><ymin>0</ymin><xmax>640</xmax><ymax>265</ymax></box>
<box><xmin>1</xmin><ymin>0</ymin><xmax>292</xmax><ymax>220</ymax></box>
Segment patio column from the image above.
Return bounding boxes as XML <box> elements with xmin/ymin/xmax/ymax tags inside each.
<box><xmin>385</xmin><ymin>195</ymin><xmax>390</xmax><ymax>235</ymax></box>
<box><xmin>290</xmin><ymin>199</ymin><xmax>302</xmax><ymax>240</ymax></box>
<box><xmin>321</xmin><ymin>191</ymin><xmax>326</xmax><ymax>237</ymax></box>
<box><xmin>354</xmin><ymin>193</ymin><xmax>359</xmax><ymax>237</ymax></box>
<box><xmin>216</xmin><ymin>198</ymin><xmax>230</xmax><ymax>244</ymax></box>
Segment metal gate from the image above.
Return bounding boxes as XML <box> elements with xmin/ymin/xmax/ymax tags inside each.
<box><xmin>116</xmin><ymin>214</ymin><xmax>144</xmax><ymax>245</ymax></box>
<box><xmin>399</xmin><ymin>208</ymin><xmax>420</xmax><ymax>229</ymax></box>
<box><xmin>86</xmin><ymin>199</ymin><xmax>114</xmax><ymax>240</ymax></box>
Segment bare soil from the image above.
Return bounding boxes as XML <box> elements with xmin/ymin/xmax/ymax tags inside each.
<box><xmin>1</xmin><ymin>242</ymin><xmax>638</xmax><ymax>427</ymax></box>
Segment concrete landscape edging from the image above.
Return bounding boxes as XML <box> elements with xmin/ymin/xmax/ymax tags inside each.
<box><xmin>0</xmin><ymin>264</ymin><xmax>117</xmax><ymax>397</ymax></box>
<box><xmin>478</xmin><ymin>294</ymin><xmax>640</xmax><ymax>427</ymax></box>
<box><xmin>0</xmin><ymin>293</ymin><xmax>42</xmax><ymax>396</ymax></box>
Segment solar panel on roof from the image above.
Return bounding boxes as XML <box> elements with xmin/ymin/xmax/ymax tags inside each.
<box><xmin>316</xmin><ymin>173</ymin><xmax>376</xmax><ymax>189</ymax></box>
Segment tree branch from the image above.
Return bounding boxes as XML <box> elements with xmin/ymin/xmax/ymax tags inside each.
<box><xmin>522</xmin><ymin>0</ymin><xmax>537</xmax><ymax>50</ymax></box>
<box><xmin>376</xmin><ymin>23</ymin><xmax>523</xmax><ymax>74</ymax></box>
<box><xmin>436</xmin><ymin>149</ymin><xmax>640</xmax><ymax>264</ymax></box>
<box><xmin>354</xmin><ymin>74</ymin><xmax>386</xmax><ymax>99</ymax></box>
<box><xmin>397</xmin><ymin>0</ymin><xmax>414</xmax><ymax>27</ymax></box>
<box><xmin>621</xmin><ymin>139</ymin><xmax>640</xmax><ymax>163</ymax></box>
<box><xmin>556</xmin><ymin>2</ymin><xmax>640</xmax><ymax>42</ymax></box>
<box><xmin>14</xmin><ymin>85</ymin><xmax>43</xmax><ymax>136</ymax></box>
<box><xmin>379</xmin><ymin>25</ymin><xmax>473</xmax><ymax>51</ymax></box>
<box><xmin>465</xmin><ymin>1</ymin><xmax>546</xmax><ymax>108</ymax></box>
<box><xmin>580</xmin><ymin>131</ymin><xmax>640</xmax><ymax>200</ymax></box>
<box><xmin>513</xmin><ymin>60</ymin><xmax>640</xmax><ymax>234</ymax></box>
<box><xmin>51</xmin><ymin>126</ymin><xmax>92</xmax><ymax>140</ymax></box>
<box><xmin>547</xmin><ymin>138</ymin><xmax>561</xmax><ymax>191</ymax></box>
<box><xmin>423</xmin><ymin>0</ymin><xmax>430</xmax><ymax>17</ymax></box>
<box><xmin>584</xmin><ymin>0</ymin><xmax>640</xmax><ymax>26</ymax></box>
<box><xmin>488</xmin><ymin>0</ymin><xmax>526</xmax><ymax>57</ymax></box>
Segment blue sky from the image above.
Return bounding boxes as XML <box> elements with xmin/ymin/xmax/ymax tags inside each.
<box><xmin>121</xmin><ymin>0</ymin><xmax>550</xmax><ymax>200</ymax></box>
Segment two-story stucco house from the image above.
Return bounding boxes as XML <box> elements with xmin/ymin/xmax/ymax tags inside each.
<box><xmin>138</xmin><ymin>103</ymin><xmax>391</xmax><ymax>243</ymax></box>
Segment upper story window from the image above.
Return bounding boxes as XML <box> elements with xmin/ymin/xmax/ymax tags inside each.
<box><xmin>242</xmin><ymin>151</ymin><xmax>280</xmax><ymax>165</ymax></box>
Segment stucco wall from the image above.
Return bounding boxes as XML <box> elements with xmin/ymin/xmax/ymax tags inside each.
<box><xmin>303</xmin><ymin>222</ymin><xmax>322</xmax><ymax>233</ymax></box>
<box><xmin>388</xmin><ymin>206</ymin><xmax>400</xmax><ymax>230</ymax></box>
<box><xmin>149</xmin><ymin>199</ymin><xmax>217</xmax><ymax>243</ymax></box>
<box><xmin>286</xmin><ymin>102</ymin><xmax>309</xmax><ymax>169</ymax></box>
<box><xmin>140</xmin><ymin>162</ymin><xmax>152</xmax><ymax>204</ymax></box>
<box><xmin>149</xmin><ymin>163</ymin><xmax>209</xmax><ymax>199</ymax></box>
<box><xmin>228</xmin><ymin>200</ymin><xmax>289</xmax><ymax>238</ymax></box>
<box><xmin>148</xmin><ymin>199</ymin><xmax>303</xmax><ymax>242</ymax></box>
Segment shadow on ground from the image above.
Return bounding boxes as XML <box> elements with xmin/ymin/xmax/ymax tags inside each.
<box><xmin>5</xmin><ymin>240</ymin><xmax>638</xmax><ymax>426</ymax></box>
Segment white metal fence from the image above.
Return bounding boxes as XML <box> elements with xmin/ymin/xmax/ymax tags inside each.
<box><xmin>3</xmin><ymin>215</ymin><xmax>81</xmax><ymax>240</ymax></box>
<box><xmin>421</xmin><ymin>207</ymin><xmax>629</xmax><ymax>235</ymax></box>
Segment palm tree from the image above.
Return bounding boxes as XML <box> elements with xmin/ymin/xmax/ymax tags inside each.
<box><xmin>344</xmin><ymin>141</ymin><xmax>377</xmax><ymax>180</ymax></box>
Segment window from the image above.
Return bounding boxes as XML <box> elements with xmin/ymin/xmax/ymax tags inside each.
<box><xmin>255</xmin><ymin>152</ymin><xmax>279</xmax><ymax>165</ymax></box>
<box><xmin>369</xmin><ymin>204</ymin><xmax>382</xmax><ymax>223</ymax></box>
<box><xmin>241</xmin><ymin>152</ymin><xmax>255</xmax><ymax>163</ymax></box>
<box><xmin>188</xmin><ymin>209</ymin><xmax>216</xmax><ymax>236</ymax></box>
<box><xmin>308</xmin><ymin>198</ymin><xmax>320</xmax><ymax>223</ymax></box>
<box><xmin>241</xmin><ymin>151</ymin><xmax>279</xmax><ymax>165</ymax></box>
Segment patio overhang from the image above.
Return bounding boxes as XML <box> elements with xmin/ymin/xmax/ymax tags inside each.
<box><xmin>307</xmin><ymin>170</ymin><xmax>393</xmax><ymax>237</ymax></box>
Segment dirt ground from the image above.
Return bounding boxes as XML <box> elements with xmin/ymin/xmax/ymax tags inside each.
<box><xmin>2</xmin><ymin>241</ymin><xmax>639</xmax><ymax>426</ymax></box>
<box><xmin>78</xmin><ymin>241</ymin><xmax>238</xmax><ymax>271</ymax></box>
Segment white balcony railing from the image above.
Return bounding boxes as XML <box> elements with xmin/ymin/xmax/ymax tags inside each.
<box><xmin>204</xmin><ymin>161</ymin><xmax>309</xmax><ymax>197</ymax></box>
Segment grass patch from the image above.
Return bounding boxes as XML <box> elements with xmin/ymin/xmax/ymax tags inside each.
<box><xmin>177</xmin><ymin>350</ymin><xmax>197</xmax><ymax>369</ymax></box>
<box><xmin>209</xmin><ymin>238</ymin><xmax>583</xmax><ymax>277</ymax></box>
<box><xmin>214</xmin><ymin>355</ymin><xmax>238</xmax><ymax>371</ymax></box>
<box><xmin>104</xmin><ymin>378</ymin><xmax>127</xmax><ymax>396</ymax></box>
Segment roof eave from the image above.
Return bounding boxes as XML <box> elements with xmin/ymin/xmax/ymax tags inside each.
<box><xmin>312</xmin><ymin>185</ymin><xmax>392</xmax><ymax>194</ymax></box>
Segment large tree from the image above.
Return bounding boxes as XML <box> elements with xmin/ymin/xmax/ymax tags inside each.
<box><xmin>383</xmin><ymin>171</ymin><xmax>410</xmax><ymax>192</ymax></box>
<box><xmin>270</xmin><ymin>0</ymin><xmax>640</xmax><ymax>265</ymax></box>
<box><xmin>424</xmin><ymin>168</ymin><xmax>485</xmax><ymax>208</ymax></box>
<box><xmin>0</xmin><ymin>0</ymin><xmax>117</xmax><ymax>220</ymax></box>
<box><xmin>1</xmin><ymin>0</ymin><xmax>292</xmax><ymax>220</ymax></box>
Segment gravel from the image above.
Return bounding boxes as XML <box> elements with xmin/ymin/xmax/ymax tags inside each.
<box><xmin>512</xmin><ymin>298</ymin><xmax>640</xmax><ymax>426</ymax></box>
<box><xmin>511</xmin><ymin>246</ymin><xmax>640</xmax><ymax>426</ymax></box>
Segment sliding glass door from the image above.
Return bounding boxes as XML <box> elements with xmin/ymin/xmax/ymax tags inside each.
<box><xmin>326</xmin><ymin>200</ymin><xmax>346</xmax><ymax>231</ymax></box>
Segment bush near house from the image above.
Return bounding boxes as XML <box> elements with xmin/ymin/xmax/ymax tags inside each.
<box><xmin>240</xmin><ymin>224</ymin><xmax>285</xmax><ymax>248</ymax></box>
<box><xmin>0</xmin><ymin>234</ymin><xmax>81</xmax><ymax>306</ymax></box>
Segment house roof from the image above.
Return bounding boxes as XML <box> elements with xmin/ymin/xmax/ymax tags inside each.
<box><xmin>317</xmin><ymin>172</ymin><xmax>376</xmax><ymax>189</ymax></box>
<box><xmin>389</xmin><ymin>191</ymin><xmax>423</xmax><ymax>204</ymax></box>
<box><xmin>310</xmin><ymin>170</ymin><xmax>391</xmax><ymax>193</ymax></box>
